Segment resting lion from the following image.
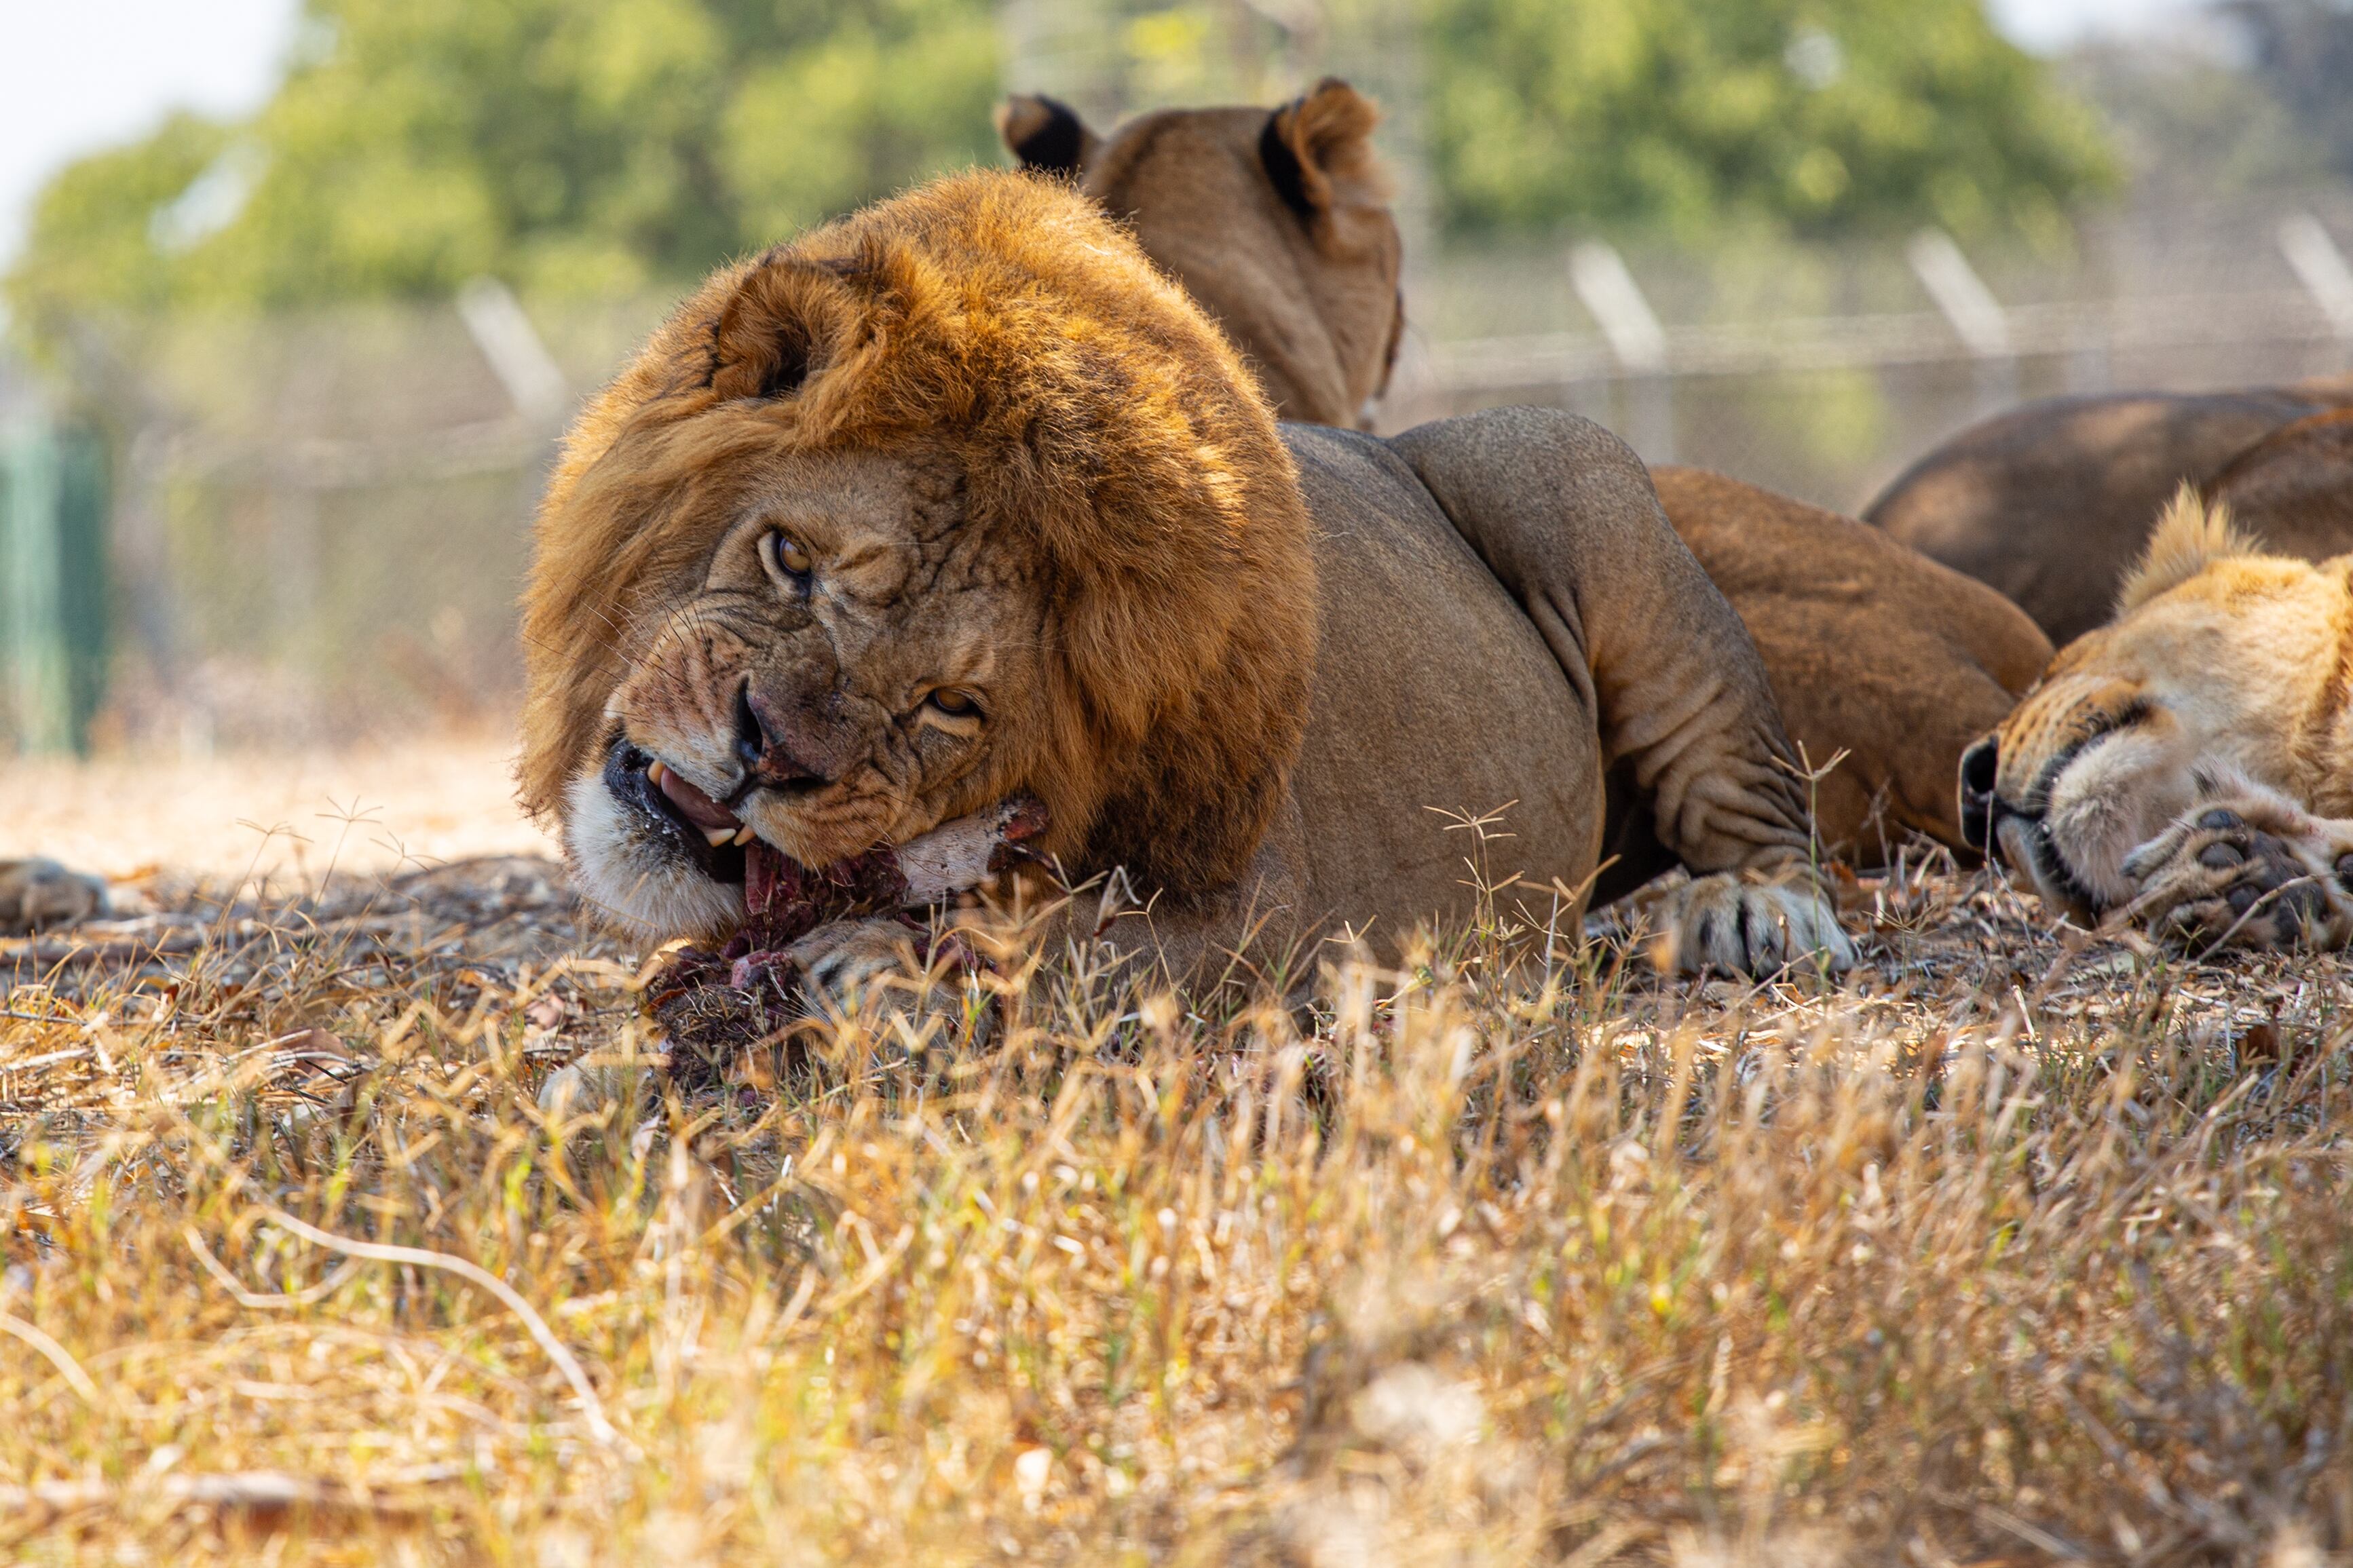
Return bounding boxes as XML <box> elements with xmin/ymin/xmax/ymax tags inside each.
<box><xmin>1961</xmin><ymin>485</ymin><xmax>2353</xmax><ymax>950</ymax></box>
<box><xmin>1002</xmin><ymin>88</ymin><xmax>2054</xmax><ymax>866</ymax></box>
<box><xmin>996</xmin><ymin>79</ymin><xmax>1402</xmax><ymax>427</ymax></box>
<box><xmin>1868</xmin><ymin>380</ymin><xmax>2353</xmax><ymax>645</ymax></box>
<box><xmin>518</xmin><ymin>172</ymin><xmax>1851</xmax><ymax>984</ymax></box>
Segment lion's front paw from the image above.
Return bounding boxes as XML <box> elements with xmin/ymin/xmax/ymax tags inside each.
<box><xmin>786</xmin><ymin>917</ymin><xmax>967</xmax><ymax>1027</ymax></box>
<box><xmin>0</xmin><ymin>858</ymin><xmax>109</xmax><ymax>936</ymax></box>
<box><xmin>2122</xmin><ymin>798</ymin><xmax>2353</xmax><ymax>951</ymax></box>
<box><xmin>1645</xmin><ymin>873</ymin><xmax>1856</xmax><ymax>977</ymax></box>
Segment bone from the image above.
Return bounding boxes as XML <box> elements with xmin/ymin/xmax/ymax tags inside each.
<box><xmin>894</xmin><ymin>794</ymin><xmax>1049</xmax><ymax>906</ymax></box>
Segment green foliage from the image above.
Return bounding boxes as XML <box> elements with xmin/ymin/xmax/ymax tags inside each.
<box><xmin>1419</xmin><ymin>0</ymin><xmax>2117</xmax><ymax>240</ymax></box>
<box><xmin>7</xmin><ymin>0</ymin><xmax>2122</xmax><ymax>326</ymax></box>
<box><xmin>7</xmin><ymin>0</ymin><xmax>1002</xmax><ymax>322</ymax></box>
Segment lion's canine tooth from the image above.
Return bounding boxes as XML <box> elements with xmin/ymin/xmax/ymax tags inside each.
<box><xmin>647</xmin><ymin>760</ymin><xmax>670</xmax><ymax>788</ymax></box>
<box><xmin>732</xmin><ymin>825</ymin><xmax>756</xmax><ymax>845</ymax></box>
<box><xmin>702</xmin><ymin>824</ymin><xmax>736</xmax><ymax>847</ymax></box>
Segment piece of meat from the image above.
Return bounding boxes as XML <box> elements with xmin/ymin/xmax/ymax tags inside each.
<box><xmin>645</xmin><ymin>794</ymin><xmax>1049</xmax><ymax>1086</ymax></box>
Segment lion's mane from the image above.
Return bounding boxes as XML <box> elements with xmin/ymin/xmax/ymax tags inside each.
<box><xmin>519</xmin><ymin>172</ymin><xmax>1319</xmax><ymax>899</ymax></box>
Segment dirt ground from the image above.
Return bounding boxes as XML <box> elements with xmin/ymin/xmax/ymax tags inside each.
<box><xmin>0</xmin><ymin>735</ymin><xmax>557</xmax><ymax>890</ymax></box>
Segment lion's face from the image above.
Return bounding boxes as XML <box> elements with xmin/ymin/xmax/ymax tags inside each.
<box><xmin>1959</xmin><ymin>504</ymin><xmax>2341</xmax><ymax>920</ymax></box>
<box><xmin>519</xmin><ymin>172</ymin><xmax>1318</xmax><ymax>942</ymax></box>
<box><xmin>1959</xmin><ymin>653</ymin><xmax>2200</xmax><ymax>921</ymax></box>
<box><xmin>563</xmin><ymin>444</ymin><xmax>1053</xmax><ymax>937</ymax></box>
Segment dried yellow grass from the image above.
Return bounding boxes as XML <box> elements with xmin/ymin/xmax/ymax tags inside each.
<box><xmin>1</xmin><ymin>806</ymin><xmax>2349</xmax><ymax>1565</ymax></box>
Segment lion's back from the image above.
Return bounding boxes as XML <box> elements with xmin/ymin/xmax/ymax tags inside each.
<box><xmin>1280</xmin><ymin>424</ymin><xmax>1603</xmax><ymax>934</ymax></box>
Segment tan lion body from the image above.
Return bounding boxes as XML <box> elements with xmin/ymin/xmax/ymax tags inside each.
<box><xmin>1004</xmin><ymin>88</ymin><xmax>2052</xmax><ymax>867</ymax></box>
<box><xmin>521</xmin><ymin>172</ymin><xmax>1850</xmax><ymax>980</ymax></box>
<box><xmin>1963</xmin><ymin>488</ymin><xmax>2353</xmax><ymax>949</ymax></box>
<box><xmin>1649</xmin><ymin>467</ymin><xmax>2050</xmax><ymax>862</ymax></box>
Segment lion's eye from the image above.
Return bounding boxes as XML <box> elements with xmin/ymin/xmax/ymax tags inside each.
<box><xmin>759</xmin><ymin>529</ymin><xmax>814</xmax><ymax>590</ymax></box>
<box><xmin>926</xmin><ymin>688</ymin><xmax>981</xmax><ymax>719</ymax></box>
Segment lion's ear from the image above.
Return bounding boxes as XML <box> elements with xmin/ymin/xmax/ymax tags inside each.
<box><xmin>2117</xmin><ymin>482</ymin><xmax>2260</xmax><ymax>615</ymax></box>
<box><xmin>1260</xmin><ymin>77</ymin><xmax>1384</xmax><ymax>222</ymax></box>
<box><xmin>708</xmin><ymin>255</ymin><xmax>865</xmax><ymax>403</ymax></box>
<box><xmin>998</xmin><ymin>94</ymin><xmax>1098</xmax><ymax>177</ymax></box>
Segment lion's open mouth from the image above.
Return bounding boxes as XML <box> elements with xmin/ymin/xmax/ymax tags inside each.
<box><xmin>602</xmin><ymin>740</ymin><xmax>753</xmax><ymax>885</ymax></box>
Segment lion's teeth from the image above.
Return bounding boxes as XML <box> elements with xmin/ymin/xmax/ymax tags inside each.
<box><xmin>732</xmin><ymin>825</ymin><xmax>757</xmax><ymax>845</ymax></box>
<box><xmin>702</xmin><ymin>824</ymin><xmax>736</xmax><ymax>847</ymax></box>
<box><xmin>647</xmin><ymin>760</ymin><xmax>670</xmax><ymax>787</ymax></box>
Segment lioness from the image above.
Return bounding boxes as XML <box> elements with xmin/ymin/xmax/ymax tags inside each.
<box><xmin>996</xmin><ymin>79</ymin><xmax>1402</xmax><ymax>428</ymax></box>
<box><xmin>1960</xmin><ymin>485</ymin><xmax>2353</xmax><ymax>949</ymax></box>
<box><xmin>1002</xmin><ymin>88</ymin><xmax>2055</xmax><ymax>866</ymax></box>
<box><xmin>520</xmin><ymin>172</ymin><xmax>1851</xmax><ymax>982</ymax></box>
<box><xmin>1868</xmin><ymin>379</ymin><xmax>2353</xmax><ymax>645</ymax></box>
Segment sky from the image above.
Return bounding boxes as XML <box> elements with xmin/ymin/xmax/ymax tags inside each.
<box><xmin>0</xmin><ymin>0</ymin><xmax>2200</xmax><ymax>268</ymax></box>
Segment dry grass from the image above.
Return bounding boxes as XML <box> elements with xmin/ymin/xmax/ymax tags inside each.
<box><xmin>2</xmin><ymin>805</ymin><xmax>2350</xmax><ymax>1565</ymax></box>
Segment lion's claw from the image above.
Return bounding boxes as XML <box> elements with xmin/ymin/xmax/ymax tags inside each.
<box><xmin>1621</xmin><ymin>871</ymin><xmax>1856</xmax><ymax>976</ymax></box>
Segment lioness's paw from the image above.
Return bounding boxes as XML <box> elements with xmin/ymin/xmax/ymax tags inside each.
<box><xmin>0</xmin><ymin>858</ymin><xmax>109</xmax><ymax>936</ymax></box>
<box><xmin>2122</xmin><ymin>796</ymin><xmax>2353</xmax><ymax>951</ymax></box>
<box><xmin>1650</xmin><ymin>873</ymin><xmax>1856</xmax><ymax>976</ymax></box>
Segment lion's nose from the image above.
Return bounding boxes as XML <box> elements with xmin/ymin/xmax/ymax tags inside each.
<box><xmin>1958</xmin><ymin>733</ymin><xmax>2000</xmax><ymax>852</ymax></box>
<box><xmin>735</xmin><ymin>685</ymin><xmax>834</xmax><ymax>792</ymax></box>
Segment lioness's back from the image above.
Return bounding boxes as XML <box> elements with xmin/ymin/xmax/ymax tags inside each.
<box><xmin>1283</xmin><ymin>424</ymin><xmax>1602</xmax><ymax>940</ymax></box>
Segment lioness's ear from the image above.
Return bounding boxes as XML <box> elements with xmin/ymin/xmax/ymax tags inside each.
<box><xmin>997</xmin><ymin>94</ymin><xmax>1098</xmax><ymax>177</ymax></box>
<box><xmin>707</xmin><ymin>255</ymin><xmax>863</xmax><ymax>403</ymax></box>
<box><xmin>2117</xmin><ymin>482</ymin><xmax>2260</xmax><ymax>615</ymax></box>
<box><xmin>1260</xmin><ymin>77</ymin><xmax>1384</xmax><ymax>222</ymax></box>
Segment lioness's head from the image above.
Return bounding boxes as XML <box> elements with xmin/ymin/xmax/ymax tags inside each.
<box><xmin>998</xmin><ymin>79</ymin><xmax>1404</xmax><ymax>428</ymax></box>
<box><xmin>1960</xmin><ymin>488</ymin><xmax>2344</xmax><ymax>919</ymax></box>
<box><xmin>520</xmin><ymin>172</ymin><xmax>1317</xmax><ymax>940</ymax></box>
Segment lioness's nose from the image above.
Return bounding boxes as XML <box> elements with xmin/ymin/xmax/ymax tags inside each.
<box><xmin>1958</xmin><ymin>733</ymin><xmax>2000</xmax><ymax>852</ymax></box>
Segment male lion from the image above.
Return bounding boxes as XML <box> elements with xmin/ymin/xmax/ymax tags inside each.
<box><xmin>1960</xmin><ymin>486</ymin><xmax>2353</xmax><ymax>950</ymax></box>
<box><xmin>1868</xmin><ymin>379</ymin><xmax>2353</xmax><ymax>645</ymax></box>
<box><xmin>1001</xmin><ymin>88</ymin><xmax>2054</xmax><ymax>866</ymax></box>
<box><xmin>519</xmin><ymin>172</ymin><xmax>1851</xmax><ymax>984</ymax></box>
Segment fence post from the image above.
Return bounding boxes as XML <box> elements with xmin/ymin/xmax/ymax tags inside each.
<box><xmin>2278</xmin><ymin>214</ymin><xmax>2353</xmax><ymax>346</ymax></box>
<box><xmin>1907</xmin><ymin>229</ymin><xmax>2017</xmax><ymax>416</ymax></box>
<box><xmin>2</xmin><ymin>417</ymin><xmax>110</xmax><ymax>755</ymax></box>
<box><xmin>1569</xmin><ymin>241</ymin><xmax>1674</xmax><ymax>463</ymax></box>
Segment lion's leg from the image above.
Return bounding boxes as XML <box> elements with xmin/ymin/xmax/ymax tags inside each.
<box><xmin>2122</xmin><ymin>780</ymin><xmax>2353</xmax><ymax>951</ymax></box>
<box><xmin>1385</xmin><ymin>406</ymin><xmax>1852</xmax><ymax>974</ymax></box>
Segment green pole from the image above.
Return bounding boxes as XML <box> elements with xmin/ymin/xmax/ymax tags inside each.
<box><xmin>2</xmin><ymin>418</ymin><xmax>76</xmax><ymax>754</ymax></box>
<box><xmin>58</xmin><ymin>429</ymin><xmax>112</xmax><ymax>748</ymax></box>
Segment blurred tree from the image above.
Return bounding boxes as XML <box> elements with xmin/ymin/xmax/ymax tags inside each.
<box><xmin>6</xmin><ymin>0</ymin><xmax>1002</xmax><ymax>324</ymax></box>
<box><xmin>10</xmin><ymin>0</ymin><xmax>2126</xmax><ymax>326</ymax></box>
<box><xmin>1418</xmin><ymin>0</ymin><xmax>2116</xmax><ymax>241</ymax></box>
